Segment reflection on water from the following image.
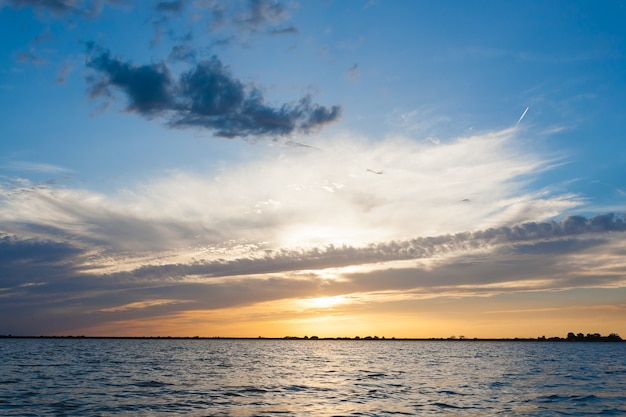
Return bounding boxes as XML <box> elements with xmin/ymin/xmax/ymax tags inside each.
<box><xmin>1</xmin><ymin>339</ymin><xmax>625</xmax><ymax>416</ymax></box>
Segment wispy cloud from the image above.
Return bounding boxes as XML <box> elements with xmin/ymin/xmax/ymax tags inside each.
<box><xmin>348</xmin><ymin>64</ymin><xmax>360</xmax><ymax>81</ymax></box>
<box><xmin>15</xmin><ymin>49</ymin><xmax>47</xmax><ymax>66</ymax></box>
<box><xmin>96</xmin><ymin>299</ymin><xmax>191</xmax><ymax>312</ymax></box>
<box><xmin>201</xmin><ymin>0</ymin><xmax>294</xmax><ymax>35</ymax></box>
<box><xmin>387</xmin><ymin>107</ymin><xmax>455</xmax><ymax>141</ymax></box>
<box><xmin>2</xmin><ymin>0</ymin><xmax>128</xmax><ymax>18</ymax></box>
<box><xmin>268</xmin><ymin>25</ymin><xmax>298</xmax><ymax>35</ymax></box>
<box><xmin>484</xmin><ymin>304</ymin><xmax>626</xmax><ymax>314</ymax></box>
<box><xmin>1</xmin><ymin>129</ymin><xmax>576</xmax><ymax>252</ymax></box>
<box><xmin>1</xmin><ymin>161</ymin><xmax>73</xmax><ymax>174</ymax></box>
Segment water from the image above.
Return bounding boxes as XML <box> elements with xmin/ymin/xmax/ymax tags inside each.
<box><xmin>1</xmin><ymin>339</ymin><xmax>625</xmax><ymax>416</ymax></box>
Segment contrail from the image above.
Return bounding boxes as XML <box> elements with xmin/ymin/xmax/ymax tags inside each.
<box><xmin>516</xmin><ymin>106</ymin><xmax>529</xmax><ymax>126</ymax></box>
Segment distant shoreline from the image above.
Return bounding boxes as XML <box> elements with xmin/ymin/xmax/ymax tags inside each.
<box><xmin>1</xmin><ymin>335</ymin><xmax>623</xmax><ymax>342</ymax></box>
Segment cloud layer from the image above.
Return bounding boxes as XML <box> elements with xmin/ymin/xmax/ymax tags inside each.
<box><xmin>4</xmin><ymin>128</ymin><xmax>621</xmax><ymax>336</ymax></box>
<box><xmin>1</xmin><ymin>212</ymin><xmax>625</xmax><ymax>335</ymax></box>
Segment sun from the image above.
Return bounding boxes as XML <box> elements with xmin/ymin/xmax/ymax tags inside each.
<box><xmin>280</xmin><ymin>226</ymin><xmax>349</xmax><ymax>248</ymax></box>
<box><xmin>300</xmin><ymin>296</ymin><xmax>348</xmax><ymax>309</ymax></box>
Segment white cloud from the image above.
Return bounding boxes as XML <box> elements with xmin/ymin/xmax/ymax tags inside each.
<box><xmin>0</xmin><ymin>128</ymin><xmax>580</xmax><ymax>261</ymax></box>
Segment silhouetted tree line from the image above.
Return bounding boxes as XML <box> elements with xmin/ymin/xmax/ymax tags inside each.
<box><xmin>564</xmin><ymin>332</ymin><xmax>622</xmax><ymax>342</ymax></box>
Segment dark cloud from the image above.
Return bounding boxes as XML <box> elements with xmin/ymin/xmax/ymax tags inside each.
<box><xmin>0</xmin><ymin>234</ymin><xmax>326</xmax><ymax>335</ymax></box>
<box><xmin>3</xmin><ymin>0</ymin><xmax>127</xmax><ymax>17</ymax></box>
<box><xmin>86</xmin><ymin>47</ymin><xmax>176</xmax><ymax>116</ymax></box>
<box><xmin>472</xmin><ymin>213</ymin><xmax>626</xmax><ymax>242</ymax></box>
<box><xmin>0</xmin><ymin>270</ymin><xmax>324</xmax><ymax>335</ymax></box>
<box><xmin>511</xmin><ymin>237</ymin><xmax>606</xmax><ymax>256</ymax></box>
<box><xmin>0</xmin><ymin>234</ymin><xmax>84</xmax><ymax>287</ymax></box>
<box><xmin>86</xmin><ymin>46</ymin><xmax>342</xmax><ymax>138</ymax></box>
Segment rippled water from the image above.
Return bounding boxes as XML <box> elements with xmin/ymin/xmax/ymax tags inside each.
<box><xmin>1</xmin><ymin>338</ymin><xmax>625</xmax><ymax>416</ymax></box>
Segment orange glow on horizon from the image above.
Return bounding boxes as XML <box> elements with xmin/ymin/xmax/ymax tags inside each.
<box><xmin>68</xmin><ymin>291</ymin><xmax>626</xmax><ymax>340</ymax></box>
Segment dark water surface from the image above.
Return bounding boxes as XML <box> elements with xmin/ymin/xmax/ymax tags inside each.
<box><xmin>1</xmin><ymin>338</ymin><xmax>625</xmax><ymax>416</ymax></box>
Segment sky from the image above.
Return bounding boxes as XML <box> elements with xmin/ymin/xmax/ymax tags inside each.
<box><xmin>1</xmin><ymin>0</ymin><xmax>626</xmax><ymax>338</ymax></box>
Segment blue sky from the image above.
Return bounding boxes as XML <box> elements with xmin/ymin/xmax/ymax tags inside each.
<box><xmin>1</xmin><ymin>0</ymin><xmax>625</xmax><ymax>337</ymax></box>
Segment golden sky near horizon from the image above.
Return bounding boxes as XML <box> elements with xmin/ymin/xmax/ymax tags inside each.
<box><xmin>72</xmin><ymin>287</ymin><xmax>626</xmax><ymax>339</ymax></box>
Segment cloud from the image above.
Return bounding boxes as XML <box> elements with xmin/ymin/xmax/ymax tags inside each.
<box><xmin>2</xmin><ymin>0</ymin><xmax>127</xmax><ymax>17</ymax></box>
<box><xmin>201</xmin><ymin>0</ymin><xmax>295</xmax><ymax>35</ymax></box>
<box><xmin>387</xmin><ymin>107</ymin><xmax>454</xmax><ymax>139</ymax></box>
<box><xmin>149</xmin><ymin>1</ymin><xmax>188</xmax><ymax>47</ymax></box>
<box><xmin>348</xmin><ymin>64</ymin><xmax>360</xmax><ymax>81</ymax></box>
<box><xmin>0</xmin><ymin>234</ymin><xmax>85</xmax><ymax>287</ymax></box>
<box><xmin>237</xmin><ymin>0</ymin><xmax>288</xmax><ymax>30</ymax></box>
<box><xmin>55</xmin><ymin>60</ymin><xmax>72</xmax><ymax>84</ymax></box>
<box><xmin>269</xmin><ymin>25</ymin><xmax>298</xmax><ymax>35</ymax></box>
<box><xmin>86</xmin><ymin>47</ymin><xmax>176</xmax><ymax>115</ymax></box>
<box><xmin>336</xmin><ymin>232</ymin><xmax>626</xmax><ymax>299</ymax></box>
<box><xmin>5</xmin><ymin>128</ymin><xmax>622</xmax><ymax>335</ymax></box>
<box><xmin>154</xmin><ymin>0</ymin><xmax>184</xmax><ymax>15</ymax></box>
<box><xmin>0</xmin><ymin>130</ymin><xmax>578</xmax><ymax>255</ymax></box>
<box><xmin>88</xmin><ymin>213</ymin><xmax>626</xmax><ymax>283</ymax></box>
<box><xmin>34</xmin><ymin>27</ymin><xmax>54</xmax><ymax>44</ymax></box>
<box><xmin>168</xmin><ymin>44</ymin><xmax>196</xmax><ymax>63</ymax></box>
<box><xmin>1</xmin><ymin>213</ymin><xmax>625</xmax><ymax>335</ymax></box>
<box><xmin>85</xmin><ymin>46</ymin><xmax>342</xmax><ymax>138</ymax></box>
<box><xmin>15</xmin><ymin>49</ymin><xmax>47</xmax><ymax>65</ymax></box>
<box><xmin>0</xmin><ymin>130</ymin><xmax>567</xmax><ymax>252</ymax></box>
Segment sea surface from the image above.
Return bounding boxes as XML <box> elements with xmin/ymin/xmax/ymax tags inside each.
<box><xmin>1</xmin><ymin>338</ymin><xmax>625</xmax><ymax>416</ymax></box>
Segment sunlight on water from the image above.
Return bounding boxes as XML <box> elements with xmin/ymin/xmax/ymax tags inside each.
<box><xmin>1</xmin><ymin>339</ymin><xmax>625</xmax><ymax>416</ymax></box>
